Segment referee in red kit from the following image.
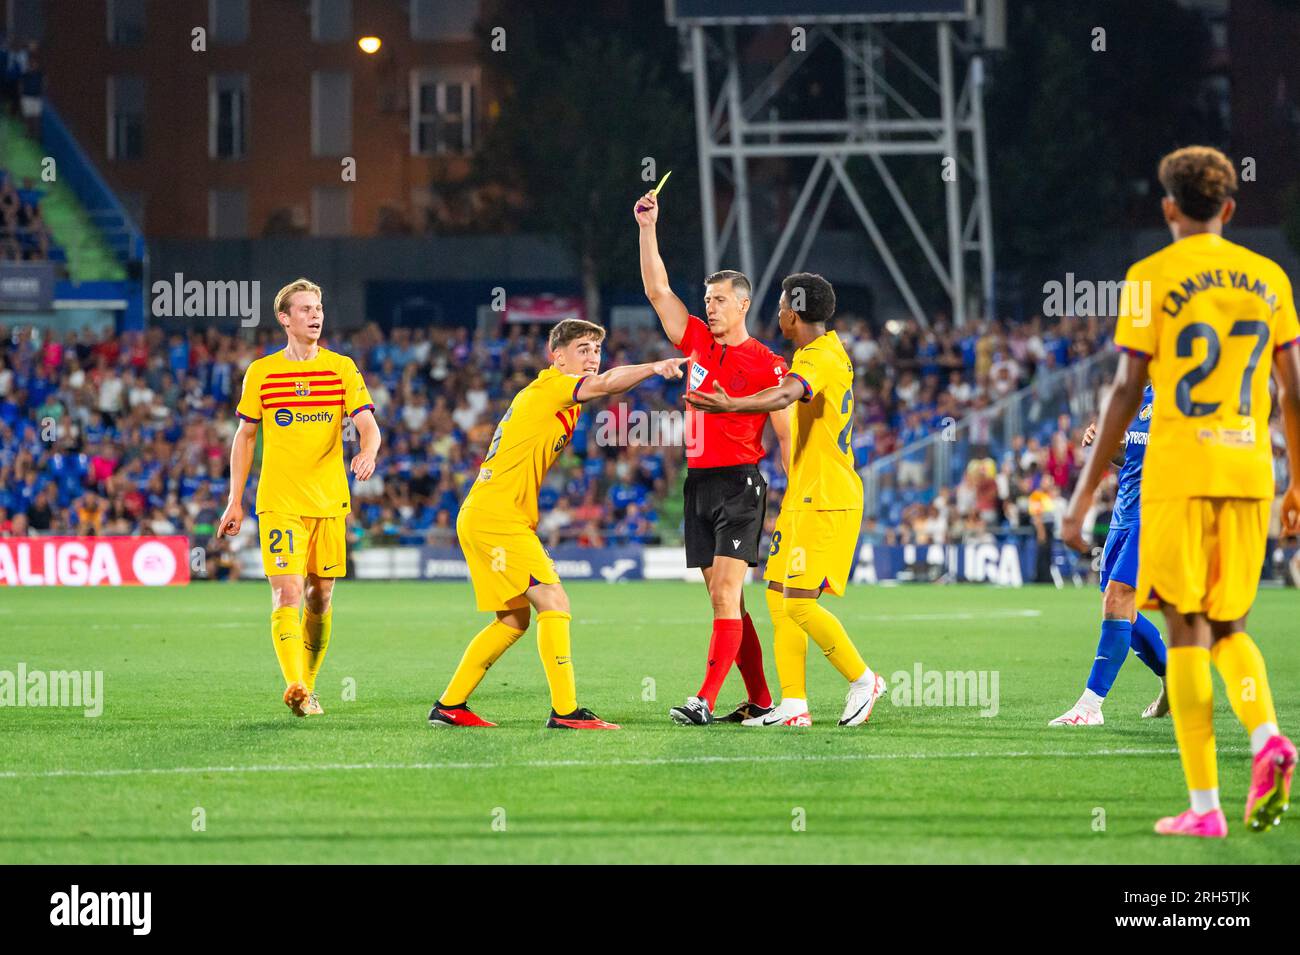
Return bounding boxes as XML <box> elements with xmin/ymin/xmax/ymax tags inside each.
<box><xmin>635</xmin><ymin>187</ymin><xmax>792</xmax><ymax>726</ymax></box>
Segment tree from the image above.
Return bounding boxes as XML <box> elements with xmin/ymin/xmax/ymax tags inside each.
<box><xmin>984</xmin><ymin>0</ymin><xmax>1212</xmax><ymax>301</ymax></box>
<box><xmin>471</xmin><ymin>1</ymin><xmax>700</xmax><ymax>323</ymax></box>
<box><xmin>1283</xmin><ymin>182</ymin><xmax>1300</xmax><ymax>261</ymax></box>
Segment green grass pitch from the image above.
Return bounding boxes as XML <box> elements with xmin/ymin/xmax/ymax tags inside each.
<box><xmin>1</xmin><ymin>581</ymin><xmax>1295</xmax><ymax>864</ymax></box>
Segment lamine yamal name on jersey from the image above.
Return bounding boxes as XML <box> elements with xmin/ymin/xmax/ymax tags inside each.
<box><xmin>1161</xmin><ymin>269</ymin><xmax>1280</xmax><ymax>319</ymax></box>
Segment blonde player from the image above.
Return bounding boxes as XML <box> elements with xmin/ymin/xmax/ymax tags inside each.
<box><xmin>687</xmin><ymin>273</ymin><xmax>885</xmax><ymax>727</ymax></box>
<box><xmin>429</xmin><ymin>319</ymin><xmax>684</xmax><ymax>729</ymax></box>
<box><xmin>1064</xmin><ymin>147</ymin><xmax>1300</xmax><ymax>838</ymax></box>
<box><xmin>218</xmin><ymin>278</ymin><xmax>381</xmax><ymax>718</ymax></box>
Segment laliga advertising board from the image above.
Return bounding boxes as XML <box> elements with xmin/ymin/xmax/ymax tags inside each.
<box><xmin>0</xmin><ymin>537</ymin><xmax>190</xmax><ymax>587</ymax></box>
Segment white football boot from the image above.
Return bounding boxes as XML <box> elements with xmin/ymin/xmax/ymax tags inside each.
<box><xmin>1049</xmin><ymin>699</ymin><xmax>1105</xmax><ymax>726</ymax></box>
<box><xmin>840</xmin><ymin>671</ymin><xmax>887</xmax><ymax>727</ymax></box>
<box><xmin>742</xmin><ymin>698</ymin><xmax>812</xmax><ymax>727</ymax></box>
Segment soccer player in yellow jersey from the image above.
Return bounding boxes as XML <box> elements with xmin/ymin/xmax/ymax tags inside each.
<box><xmin>1065</xmin><ymin>147</ymin><xmax>1300</xmax><ymax>838</ymax></box>
<box><xmin>217</xmin><ymin>278</ymin><xmax>381</xmax><ymax>718</ymax></box>
<box><xmin>430</xmin><ymin>318</ymin><xmax>684</xmax><ymax>729</ymax></box>
<box><xmin>688</xmin><ymin>274</ymin><xmax>885</xmax><ymax>727</ymax></box>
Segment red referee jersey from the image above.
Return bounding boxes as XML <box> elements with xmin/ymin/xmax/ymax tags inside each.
<box><xmin>676</xmin><ymin>315</ymin><xmax>787</xmax><ymax>467</ymax></box>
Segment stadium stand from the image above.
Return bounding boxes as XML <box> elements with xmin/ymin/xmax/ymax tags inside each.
<box><xmin>0</xmin><ymin>312</ymin><xmax>1114</xmax><ymax>578</ymax></box>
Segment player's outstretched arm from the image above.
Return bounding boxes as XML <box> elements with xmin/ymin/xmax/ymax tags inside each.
<box><xmin>1273</xmin><ymin>344</ymin><xmax>1300</xmax><ymax>534</ymax></box>
<box><xmin>1061</xmin><ymin>351</ymin><xmax>1149</xmax><ymax>551</ymax></box>
<box><xmin>350</xmin><ymin>408</ymin><xmax>381</xmax><ymax>481</ymax></box>
<box><xmin>217</xmin><ymin>418</ymin><xmax>259</xmax><ymax>537</ymax></box>
<box><xmin>577</xmin><ymin>357</ymin><xmax>685</xmax><ymax>401</ymax></box>
<box><xmin>686</xmin><ymin>377</ymin><xmax>805</xmax><ymax>415</ymax></box>
<box><xmin>635</xmin><ymin>192</ymin><xmax>689</xmax><ymax>346</ymax></box>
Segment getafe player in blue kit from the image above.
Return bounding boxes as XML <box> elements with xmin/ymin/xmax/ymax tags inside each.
<box><xmin>1051</xmin><ymin>384</ymin><xmax>1168</xmax><ymax>726</ymax></box>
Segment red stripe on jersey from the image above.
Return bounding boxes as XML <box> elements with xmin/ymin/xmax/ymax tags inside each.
<box><xmin>261</xmin><ymin>380</ymin><xmax>342</xmax><ymax>391</ymax></box>
<box><xmin>264</xmin><ymin>370</ymin><xmax>344</xmax><ymax>378</ymax></box>
<box><xmin>262</xmin><ymin>400</ymin><xmax>345</xmax><ymax>409</ymax></box>
<box><xmin>260</xmin><ymin>388</ymin><xmax>346</xmax><ymax>399</ymax></box>
<box><xmin>554</xmin><ymin>408</ymin><xmax>576</xmax><ymax>439</ymax></box>
<box><xmin>1113</xmin><ymin>344</ymin><xmax>1151</xmax><ymax>358</ymax></box>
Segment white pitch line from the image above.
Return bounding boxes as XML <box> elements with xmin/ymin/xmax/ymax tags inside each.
<box><xmin>0</xmin><ymin>745</ymin><xmax>1245</xmax><ymax>781</ymax></box>
<box><xmin>583</xmin><ymin>609</ymin><xmax>1044</xmax><ymax>626</ymax></box>
<box><xmin>861</xmin><ymin>609</ymin><xmax>1043</xmax><ymax>622</ymax></box>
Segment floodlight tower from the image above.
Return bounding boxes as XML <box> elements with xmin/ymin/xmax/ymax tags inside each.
<box><xmin>667</xmin><ymin>0</ymin><xmax>998</xmax><ymax>328</ymax></box>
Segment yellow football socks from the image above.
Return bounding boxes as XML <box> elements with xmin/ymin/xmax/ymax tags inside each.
<box><xmin>767</xmin><ymin>588</ymin><xmax>808</xmax><ymax>700</ymax></box>
<box><xmin>1211</xmin><ymin>632</ymin><xmax>1278</xmax><ymax>736</ymax></box>
<box><xmin>537</xmin><ymin>610</ymin><xmax>578</xmax><ymax>715</ymax></box>
<box><xmin>302</xmin><ymin>607</ymin><xmax>333</xmax><ymax>693</ymax></box>
<box><xmin>271</xmin><ymin>606</ymin><xmax>305</xmax><ymax>687</ymax></box>
<box><xmin>785</xmin><ymin>597</ymin><xmax>868</xmax><ymax>684</ymax></box>
<box><xmin>441</xmin><ymin>619</ymin><xmax>526</xmax><ymax>706</ymax></box>
<box><xmin>1167</xmin><ymin>646</ymin><xmax>1218</xmax><ymax>792</ymax></box>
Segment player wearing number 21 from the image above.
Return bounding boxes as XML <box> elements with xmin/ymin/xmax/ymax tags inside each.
<box><xmin>687</xmin><ymin>273</ymin><xmax>885</xmax><ymax>729</ymax></box>
<box><xmin>1064</xmin><ymin>146</ymin><xmax>1300</xmax><ymax>838</ymax></box>
<box><xmin>218</xmin><ymin>278</ymin><xmax>382</xmax><ymax>719</ymax></box>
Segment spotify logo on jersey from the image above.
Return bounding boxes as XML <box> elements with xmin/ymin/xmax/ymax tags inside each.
<box><xmin>274</xmin><ymin>409</ymin><xmax>294</xmax><ymax>427</ymax></box>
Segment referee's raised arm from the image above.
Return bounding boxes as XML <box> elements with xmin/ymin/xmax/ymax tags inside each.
<box><xmin>635</xmin><ymin>190</ymin><xmax>689</xmax><ymax>347</ymax></box>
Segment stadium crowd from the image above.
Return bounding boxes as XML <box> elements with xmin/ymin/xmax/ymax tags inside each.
<box><xmin>0</xmin><ymin>311</ymin><xmax>1120</xmax><ymax>574</ymax></box>
<box><xmin>0</xmin><ymin>32</ymin><xmax>56</xmax><ymax>266</ymax></box>
<box><xmin>1</xmin><ymin>32</ymin><xmax>43</xmax><ymax>137</ymax></box>
<box><xmin>0</xmin><ymin>171</ymin><xmax>53</xmax><ymax>264</ymax></box>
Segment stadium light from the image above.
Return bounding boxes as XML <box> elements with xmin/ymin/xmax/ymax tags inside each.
<box><xmin>358</xmin><ymin>36</ymin><xmax>382</xmax><ymax>54</ymax></box>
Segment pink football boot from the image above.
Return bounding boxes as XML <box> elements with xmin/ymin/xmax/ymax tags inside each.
<box><xmin>1154</xmin><ymin>808</ymin><xmax>1228</xmax><ymax>839</ymax></box>
<box><xmin>1245</xmin><ymin>734</ymin><xmax>1297</xmax><ymax>833</ymax></box>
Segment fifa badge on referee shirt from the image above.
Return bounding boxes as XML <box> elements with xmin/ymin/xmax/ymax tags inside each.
<box><xmin>689</xmin><ymin>362</ymin><xmax>708</xmax><ymax>390</ymax></box>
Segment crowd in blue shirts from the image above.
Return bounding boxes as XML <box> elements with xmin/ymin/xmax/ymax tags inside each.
<box><xmin>0</xmin><ymin>311</ymin><xmax>1113</xmax><ymax>576</ymax></box>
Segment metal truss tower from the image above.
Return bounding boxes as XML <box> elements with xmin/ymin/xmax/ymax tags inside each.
<box><xmin>667</xmin><ymin>1</ymin><xmax>996</xmax><ymax>328</ymax></box>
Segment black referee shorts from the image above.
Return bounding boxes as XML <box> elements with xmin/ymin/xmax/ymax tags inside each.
<box><xmin>683</xmin><ymin>463</ymin><xmax>768</xmax><ymax>568</ymax></box>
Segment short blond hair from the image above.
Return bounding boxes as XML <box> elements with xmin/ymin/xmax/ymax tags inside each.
<box><xmin>548</xmin><ymin>318</ymin><xmax>606</xmax><ymax>353</ymax></box>
<box><xmin>274</xmin><ymin>277</ymin><xmax>323</xmax><ymax>318</ymax></box>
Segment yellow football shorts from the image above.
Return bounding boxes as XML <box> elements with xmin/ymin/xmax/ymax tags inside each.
<box><xmin>457</xmin><ymin>506</ymin><xmax>560</xmax><ymax>612</ymax></box>
<box><xmin>258</xmin><ymin>512</ymin><xmax>347</xmax><ymax>578</ymax></box>
<box><xmin>1137</xmin><ymin>496</ymin><xmax>1269</xmax><ymax>622</ymax></box>
<box><xmin>763</xmin><ymin>508</ymin><xmax>861</xmax><ymax>596</ymax></box>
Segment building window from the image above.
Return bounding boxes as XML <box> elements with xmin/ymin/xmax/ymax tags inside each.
<box><xmin>107</xmin><ymin>75</ymin><xmax>145</xmax><ymax>160</ymax></box>
<box><xmin>411</xmin><ymin>69</ymin><xmax>477</xmax><ymax>155</ymax></box>
<box><xmin>209</xmin><ymin>0</ymin><xmax>249</xmax><ymax>45</ymax></box>
<box><xmin>312</xmin><ymin>71</ymin><xmax>352</xmax><ymax>156</ymax></box>
<box><xmin>312</xmin><ymin>187</ymin><xmax>351</xmax><ymax>236</ymax></box>
<box><xmin>208</xmin><ymin>189</ymin><xmax>248</xmax><ymax>238</ymax></box>
<box><xmin>210</xmin><ymin>73</ymin><xmax>249</xmax><ymax>159</ymax></box>
<box><xmin>411</xmin><ymin>0</ymin><xmax>477</xmax><ymax>41</ymax></box>
<box><xmin>311</xmin><ymin>0</ymin><xmax>350</xmax><ymax>43</ymax></box>
<box><xmin>107</xmin><ymin>0</ymin><xmax>145</xmax><ymax>45</ymax></box>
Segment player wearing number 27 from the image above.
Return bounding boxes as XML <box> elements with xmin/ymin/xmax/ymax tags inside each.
<box><xmin>218</xmin><ymin>278</ymin><xmax>382</xmax><ymax>719</ymax></box>
<box><xmin>688</xmin><ymin>273</ymin><xmax>884</xmax><ymax>728</ymax></box>
<box><xmin>1065</xmin><ymin>147</ymin><xmax>1300</xmax><ymax>838</ymax></box>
